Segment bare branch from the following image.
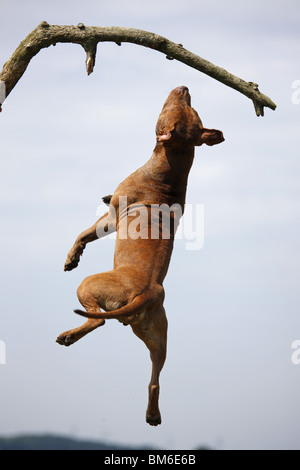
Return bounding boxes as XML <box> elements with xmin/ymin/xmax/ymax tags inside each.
<box><xmin>0</xmin><ymin>22</ymin><xmax>276</xmax><ymax>116</ymax></box>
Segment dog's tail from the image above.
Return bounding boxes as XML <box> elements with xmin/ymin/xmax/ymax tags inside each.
<box><xmin>74</xmin><ymin>291</ymin><xmax>154</xmax><ymax>320</ymax></box>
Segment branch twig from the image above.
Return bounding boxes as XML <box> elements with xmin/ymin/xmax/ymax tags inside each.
<box><xmin>0</xmin><ymin>22</ymin><xmax>276</xmax><ymax>116</ymax></box>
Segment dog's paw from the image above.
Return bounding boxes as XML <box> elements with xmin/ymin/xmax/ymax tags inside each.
<box><xmin>56</xmin><ymin>333</ymin><xmax>76</xmax><ymax>346</ymax></box>
<box><xmin>102</xmin><ymin>194</ymin><xmax>113</xmax><ymax>206</ymax></box>
<box><xmin>146</xmin><ymin>413</ymin><xmax>162</xmax><ymax>426</ymax></box>
<box><xmin>64</xmin><ymin>257</ymin><xmax>78</xmax><ymax>272</ymax></box>
<box><xmin>64</xmin><ymin>245</ymin><xmax>85</xmax><ymax>271</ymax></box>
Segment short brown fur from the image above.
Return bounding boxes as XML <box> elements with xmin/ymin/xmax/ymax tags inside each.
<box><xmin>57</xmin><ymin>86</ymin><xmax>224</xmax><ymax>425</ymax></box>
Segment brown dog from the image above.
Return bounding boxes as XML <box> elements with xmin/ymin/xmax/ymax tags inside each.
<box><xmin>57</xmin><ymin>86</ymin><xmax>224</xmax><ymax>425</ymax></box>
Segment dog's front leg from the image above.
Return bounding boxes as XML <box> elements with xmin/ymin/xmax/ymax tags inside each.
<box><xmin>64</xmin><ymin>210</ymin><xmax>116</xmax><ymax>271</ymax></box>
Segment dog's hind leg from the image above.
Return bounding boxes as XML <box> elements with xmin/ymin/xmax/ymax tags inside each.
<box><xmin>56</xmin><ymin>293</ymin><xmax>105</xmax><ymax>346</ymax></box>
<box><xmin>57</xmin><ymin>270</ymin><xmax>128</xmax><ymax>346</ymax></box>
<box><xmin>56</xmin><ymin>317</ymin><xmax>105</xmax><ymax>347</ymax></box>
<box><xmin>131</xmin><ymin>306</ymin><xmax>168</xmax><ymax>426</ymax></box>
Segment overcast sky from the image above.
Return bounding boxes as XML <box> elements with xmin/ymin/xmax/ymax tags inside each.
<box><xmin>0</xmin><ymin>0</ymin><xmax>300</xmax><ymax>450</ymax></box>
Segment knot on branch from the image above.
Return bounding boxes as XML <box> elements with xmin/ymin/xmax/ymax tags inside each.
<box><xmin>0</xmin><ymin>80</ymin><xmax>6</xmax><ymax>112</ymax></box>
<box><xmin>248</xmin><ymin>81</ymin><xmax>264</xmax><ymax>117</ymax></box>
<box><xmin>83</xmin><ymin>41</ymin><xmax>97</xmax><ymax>76</ymax></box>
<box><xmin>39</xmin><ymin>21</ymin><xmax>50</xmax><ymax>29</ymax></box>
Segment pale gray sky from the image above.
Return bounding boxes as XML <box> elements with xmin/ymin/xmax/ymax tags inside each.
<box><xmin>0</xmin><ymin>0</ymin><xmax>300</xmax><ymax>450</ymax></box>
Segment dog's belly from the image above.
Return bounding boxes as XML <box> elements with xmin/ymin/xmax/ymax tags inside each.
<box><xmin>113</xmin><ymin>232</ymin><xmax>174</xmax><ymax>287</ymax></box>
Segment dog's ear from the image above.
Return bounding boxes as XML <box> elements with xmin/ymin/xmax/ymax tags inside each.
<box><xmin>156</xmin><ymin>111</ymin><xmax>177</xmax><ymax>142</ymax></box>
<box><xmin>156</xmin><ymin>122</ymin><xmax>176</xmax><ymax>142</ymax></box>
<box><xmin>197</xmin><ymin>128</ymin><xmax>224</xmax><ymax>146</ymax></box>
<box><xmin>157</xmin><ymin>130</ymin><xmax>173</xmax><ymax>142</ymax></box>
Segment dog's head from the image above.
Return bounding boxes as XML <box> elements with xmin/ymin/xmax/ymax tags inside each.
<box><xmin>155</xmin><ymin>86</ymin><xmax>224</xmax><ymax>147</ymax></box>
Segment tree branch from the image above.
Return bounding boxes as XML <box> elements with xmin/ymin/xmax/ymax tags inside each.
<box><xmin>0</xmin><ymin>22</ymin><xmax>276</xmax><ymax>116</ymax></box>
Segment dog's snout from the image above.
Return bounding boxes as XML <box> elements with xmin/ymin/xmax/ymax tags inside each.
<box><xmin>175</xmin><ymin>86</ymin><xmax>189</xmax><ymax>94</ymax></box>
<box><xmin>172</xmin><ymin>86</ymin><xmax>191</xmax><ymax>105</ymax></box>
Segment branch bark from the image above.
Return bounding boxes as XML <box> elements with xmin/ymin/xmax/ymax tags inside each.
<box><xmin>0</xmin><ymin>22</ymin><xmax>276</xmax><ymax>116</ymax></box>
